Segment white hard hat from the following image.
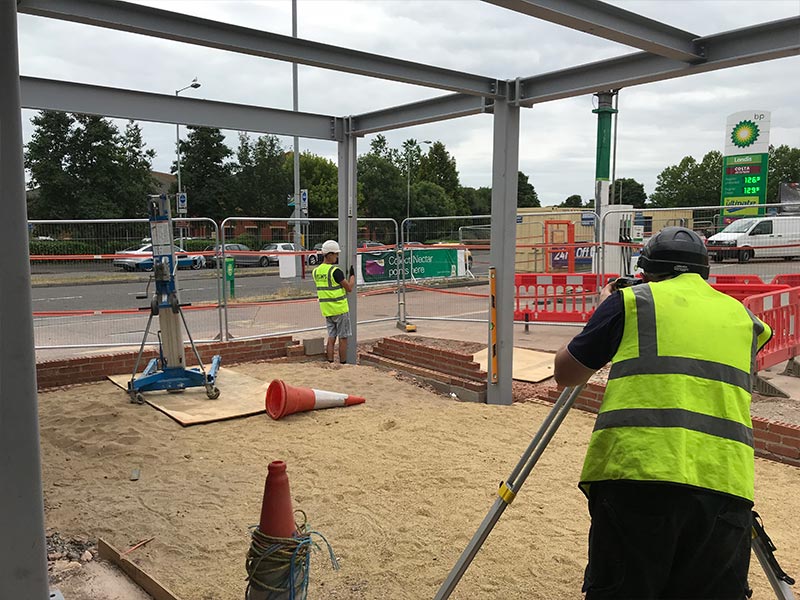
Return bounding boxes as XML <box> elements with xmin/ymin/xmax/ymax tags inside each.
<box><xmin>321</xmin><ymin>240</ymin><xmax>341</xmax><ymax>254</ymax></box>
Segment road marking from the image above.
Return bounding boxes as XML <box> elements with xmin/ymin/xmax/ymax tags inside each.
<box><xmin>33</xmin><ymin>295</ymin><xmax>84</xmax><ymax>302</ymax></box>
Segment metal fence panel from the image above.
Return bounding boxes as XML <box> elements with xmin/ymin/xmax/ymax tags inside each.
<box><xmin>30</xmin><ymin>218</ymin><xmax>222</xmax><ymax>349</ymax></box>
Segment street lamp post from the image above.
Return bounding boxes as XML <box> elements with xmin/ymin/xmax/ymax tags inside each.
<box><xmin>405</xmin><ymin>140</ymin><xmax>431</xmax><ymax>241</ymax></box>
<box><xmin>175</xmin><ymin>77</ymin><xmax>201</xmax><ymax>195</ymax></box>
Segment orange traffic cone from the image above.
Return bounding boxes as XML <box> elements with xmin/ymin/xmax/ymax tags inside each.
<box><xmin>266</xmin><ymin>379</ymin><xmax>366</xmax><ymax>420</ymax></box>
<box><xmin>257</xmin><ymin>460</ymin><xmax>296</xmax><ymax>538</ymax></box>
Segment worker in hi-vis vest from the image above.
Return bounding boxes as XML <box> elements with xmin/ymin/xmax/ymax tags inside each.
<box><xmin>313</xmin><ymin>240</ymin><xmax>355</xmax><ymax>364</ymax></box>
<box><xmin>555</xmin><ymin>227</ymin><xmax>772</xmax><ymax>599</ymax></box>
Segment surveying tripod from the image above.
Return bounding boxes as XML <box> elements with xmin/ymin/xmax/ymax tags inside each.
<box><xmin>434</xmin><ymin>385</ymin><xmax>796</xmax><ymax>600</ymax></box>
<box><xmin>128</xmin><ymin>194</ymin><xmax>221</xmax><ymax>404</ymax></box>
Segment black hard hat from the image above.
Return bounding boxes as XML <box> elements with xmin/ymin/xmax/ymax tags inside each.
<box><xmin>637</xmin><ymin>226</ymin><xmax>709</xmax><ymax>279</ymax></box>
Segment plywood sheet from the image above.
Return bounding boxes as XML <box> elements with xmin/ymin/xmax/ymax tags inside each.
<box><xmin>474</xmin><ymin>347</ymin><xmax>554</xmax><ymax>383</ymax></box>
<box><xmin>108</xmin><ymin>368</ymin><xmax>268</xmax><ymax>426</ymax></box>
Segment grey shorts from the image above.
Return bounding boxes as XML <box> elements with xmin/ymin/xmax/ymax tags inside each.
<box><xmin>325</xmin><ymin>313</ymin><xmax>352</xmax><ymax>339</ymax></box>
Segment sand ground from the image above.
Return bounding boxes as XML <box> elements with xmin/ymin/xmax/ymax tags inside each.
<box><xmin>42</xmin><ymin>361</ymin><xmax>799</xmax><ymax>599</ymax></box>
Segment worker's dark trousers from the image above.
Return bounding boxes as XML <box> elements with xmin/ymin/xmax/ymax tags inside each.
<box><xmin>583</xmin><ymin>480</ymin><xmax>752</xmax><ymax>600</ymax></box>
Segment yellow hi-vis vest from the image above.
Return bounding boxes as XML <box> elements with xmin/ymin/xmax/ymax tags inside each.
<box><xmin>580</xmin><ymin>273</ymin><xmax>771</xmax><ymax>502</ymax></box>
<box><xmin>313</xmin><ymin>263</ymin><xmax>349</xmax><ymax>317</ymax></box>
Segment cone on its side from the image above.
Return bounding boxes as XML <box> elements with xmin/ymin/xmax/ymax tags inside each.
<box><xmin>266</xmin><ymin>379</ymin><xmax>366</xmax><ymax>420</ymax></box>
<box><xmin>258</xmin><ymin>460</ymin><xmax>296</xmax><ymax>538</ymax></box>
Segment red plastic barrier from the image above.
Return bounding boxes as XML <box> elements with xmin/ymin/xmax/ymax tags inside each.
<box><xmin>744</xmin><ymin>286</ymin><xmax>800</xmax><ymax>372</ymax></box>
<box><xmin>771</xmin><ymin>273</ymin><xmax>800</xmax><ymax>287</ymax></box>
<box><xmin>710</xmin><ymin>283</ymin><xmax>789</xmax><ymax>303</ymax></box>
<box><xmin>706</xmin><ymin>273</ymin><xmax>764</xmax><ymax>285</ymax></box>
<box><xmin>514</xmin><ymin>273</ymin><xmax>617</xmax><ymax>323</ymax></box>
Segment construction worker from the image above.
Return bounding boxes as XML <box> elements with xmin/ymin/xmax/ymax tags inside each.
<box><xmin>554</xmin><ymin>227</ymin><xmax>772</xmax><ymax>599</ymax></box>
<box><xmin>313</xmin><ymin>240</ymin><xmax>355</xmax><ymax>364</ymax></box>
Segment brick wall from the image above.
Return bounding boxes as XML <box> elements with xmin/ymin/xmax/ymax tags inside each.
<box><xmin>36</xmin><ymin>336</ymin><xmax>297</xmax><ymax>390</ymax></box>
<box><xmin>368</xmin><ymin>338</ymin><xmax>487</xmax><ymax>381</ymax></box>
<box><xmin>546</xmin><ymin>384</ymin><xmax>800</xmax><ymax>469</ymax></box>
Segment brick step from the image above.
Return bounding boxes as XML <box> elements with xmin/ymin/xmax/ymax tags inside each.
<box><xmin>359</xmin><ymin>352</ymin><xmax>486</xmax><ymax>394</ymax></box>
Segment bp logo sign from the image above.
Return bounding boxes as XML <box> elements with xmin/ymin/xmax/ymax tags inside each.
<box><xmin>730</xmin><ymin>120</ymin><xmax>760</xmax><ymax>149</ymax></box>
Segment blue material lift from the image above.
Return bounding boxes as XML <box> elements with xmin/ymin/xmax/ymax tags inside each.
<box><xmin>128</xmin><ymin>195</ymin><xmax>221</xmax><ymax>404</ymax></box>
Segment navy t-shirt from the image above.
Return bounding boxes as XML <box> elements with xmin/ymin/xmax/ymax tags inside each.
<box><xmin>566</xmin><ymin>292</ymin><xmax>625</xmax><ymax>370</ymax></box>
<box><xmin>332</xmin><ymin>267</ymin><xmax>344</xmax><ymax>284</ymax></box>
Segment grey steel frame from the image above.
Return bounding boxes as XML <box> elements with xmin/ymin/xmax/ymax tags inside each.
<box><xmin>6</xmin><ymin>0</ymin><xmax>799</xmax><ymax>596</ymax></box>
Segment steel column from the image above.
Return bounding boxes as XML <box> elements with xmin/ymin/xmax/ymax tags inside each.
<box><xmin>0</xmin><ymin>3</ymin><xmax>49</xmax><ymax>598</ymax></box>
<box><xmin>487</xmin><ymin>94</ymin><xmax>520</xmax><ymax>406</ymax></box>
<box><xmin>338</xmin><ymin>125</ymin><xmax>358</xmax><ymax>365</ymax></box>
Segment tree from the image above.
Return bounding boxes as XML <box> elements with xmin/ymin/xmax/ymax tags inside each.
<box><xmin>357</xmin><ymin>152</ymin><xmax>405</xmax><ymax>224</ymax></box>
<box><xmin>769</xmin><ymin>145</ymin><xmax>800</xmax><ymax>202</ymax></box>
<box><xmin>25</xmin><ymin>111</ymin><xmax>75</xmax><ymax>219</ymax></box>
<box><xmin>460</xmin><ymin>186</ymin><xmax>491</xmax><ymax>215</ymax></box>
<box><xmin>518</xmin><ymin>171</ymin><xmax>540</xmax><ymax>207</ymax></box>
<box><xmin>649</xmin><ymin>156</ymin><xmax>699</xmax><ymax>208</ymax></box>
<box><xmin>284</xmin><ymin>151</ymin><xmax>339</xmax><ymax>218</ymax></box>
<box><xmin>418</xmin><ymin>141</ymin><xmax>460</xmax><ymax>200</ymax></box>
<box><xmin>411</xmin><ymin>181</ymin><xmax>457</xmax><ymax>218</ymax></box>
<box><xmin>611</xmin><ymin>177</ymin><xmax>647</xmax><ymax>208</ymax></box>
<box><xmin>25</xmin><ymin>111</ymin><xmax>156</xmax><ymax>220</ymax></box>
<box><xmin>118</xmin><ymin>121</ymin><xmax>157</xmax><ymax>218</ymax></box>
<box><xmin>176</xmin><ymin>126</ymin><xmax>233</xmax><ymax>221</ymax></box>
<box><xmin>232</xmin><ymin>132</ymin><xmax>292</xmax><ymax>217</ymax></box>
<box><xmin>560</xmin><ymin>194</ymin><xmax>584</xmax><ymax>208</ymax></box>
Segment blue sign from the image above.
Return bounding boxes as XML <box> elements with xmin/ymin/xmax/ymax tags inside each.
<box><xmin>581</xmin><ymin>212</ymin><xmax>595</xmax><ymax>227</ymax></box>
<box><xmin>551</xmin><ymin>245</ymin><xmax>595</xmax><ymax>269</ymax></box>
<box><xmin>176</xmin><ymin>192</ymin><xmax>187</xmax><ymax>214</ymax></box>
<box><xmin>516</xmin><ymin>215</ymin><xmax>523</xmax><ymax>224</ymax></box>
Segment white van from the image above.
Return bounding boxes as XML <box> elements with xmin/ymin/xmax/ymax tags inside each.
<box><xmin>707</xmin><ymin>216</ymin><xmax>800</xmax><ymax>263</ymax></box>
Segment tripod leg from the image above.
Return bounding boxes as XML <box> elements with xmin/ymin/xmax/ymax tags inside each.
<box><xmin>434</xmin><ymin>385</ymin><xmax>584</xmax><ymax>600</ymax></box>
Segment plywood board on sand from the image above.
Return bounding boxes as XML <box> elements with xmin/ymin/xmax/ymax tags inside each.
<box><xmin>474</xmin><ymin>347</ymin><xmax>554</xmax><ymax>382</ymax></box>
<box><xmin>108</xmin><ymin>368</ymin><xmax>268</xmax><ymax>426</ymax></box>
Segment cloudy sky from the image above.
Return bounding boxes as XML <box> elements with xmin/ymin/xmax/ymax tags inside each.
<box><xmin>16</xmin><ymin>0</ymin><xmax>800</xmax><ymax>206</ymax></box>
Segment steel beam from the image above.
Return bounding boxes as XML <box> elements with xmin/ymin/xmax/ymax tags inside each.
<box><xmin>0</xmin><ymin>3</ymin><xmax>49</xmax><ymax>599</ymax></box>
<box><xmin>483</xmin><ymin>0</ymin><xmax>703</xmax><ymax>62</ymax></box>
<box><xmin>352</xmin><ymin>93</ymin><xmax>492</xmax><ymax>135</ymax></box>
<box><xmin>350</xmin><ymin>17</ymin><xmax>797</xmax><ymax>134</ymax></box>
<box><xmin>17</xmin><ymin>0</ymin><xmax>499</xmax><ymax>97</ymax></box>
<box><xmin>20</xmin><ymin>77</ymin><xmax>342</xmax><ymax>141</ymax></box>
<box><xmin>486</xmin><ymin>95</ymin><xmax>520</xmax><ymax>406</ymax></box>
<box><xmin>338</xmin><ymin>122</ymin><xmax>358</xmax><ymax>365</ymax></box>
<box><xmin>517</xmin><ymin>16</ymin><xmax>800</xmax><ymax>105</ymax></box>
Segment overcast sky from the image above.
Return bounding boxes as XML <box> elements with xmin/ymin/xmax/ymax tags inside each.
<box><xmin>16</xmin><ymin>0</ymin><xmax>800</xmax><ymax>207</ymax></box>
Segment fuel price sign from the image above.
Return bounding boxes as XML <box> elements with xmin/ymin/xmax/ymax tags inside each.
<box><xmin>720</xmin><ymin>153</ymin><xmax>768</xmax><ymax>221</ymax></box>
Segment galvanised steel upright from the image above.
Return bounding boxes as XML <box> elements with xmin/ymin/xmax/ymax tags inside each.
<box><xmin>0</xmin><ymin>3</ymin><xmax>49</xmax><ymax>598</ymax></box>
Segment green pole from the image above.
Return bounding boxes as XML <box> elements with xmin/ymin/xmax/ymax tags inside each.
<box><xmin>592</xmin><ymin>91</ymin><xmax>618</xmax><ymax>216</ymax></box>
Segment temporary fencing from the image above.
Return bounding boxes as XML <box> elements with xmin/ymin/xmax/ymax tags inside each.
<box><xmin>218</xmin><ymin>216</ymin><xmax>400</xmax><ymax>342</ymax></box>
<box><xmin>30</xmin><ymin>218</ymin><xmax>222</xmax><ymax>349</ymax></box>
<box><xmin>744</xmin><ymin>287</ymin><xmax>800</xmax><ymax>372</ymax></box>
<box><xmin>515</xmin><ymin>210</ymin><xmax>598</xmax><ymax>274</ymax></box>
<box><xmin>399</xmin><ymin>215</ymin><xmax>491</xmax><ymax>325</ymax></box>
<box><xmin>27</xmin><ymin>205</ymin><xmax>800</xmax><ymax>356</ymax></box>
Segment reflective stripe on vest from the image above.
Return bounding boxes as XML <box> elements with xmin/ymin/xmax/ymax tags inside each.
<box><xmin>579</xmin><ymin>274</ymin><xmax>771</xmax><ymax>502</ymax></box>
<box><xmin>313</xmin><ymin>263</ymin><xmax>349</xmax><ymax>317</ymax></box>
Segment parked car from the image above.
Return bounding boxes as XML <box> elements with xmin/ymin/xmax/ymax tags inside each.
<box><xmin>260</xmin><ymin>242</ymin><xmax>303</xmax><ymax>266</ymax></box>
<box><xmin>358</xmin><ymin>239</ymin><xmax>385</xmax><ymax>249</ymax></box>
<box><xmin>113</xmin><ymin>244</ymin><xmax>205</xmax><ymax>272</ymax></box>
<box><xmin>205</xmin><ymin>243</ymin><xmax>270</xmax><ymax>268</ymax></box>
<box><xmin>306</xmin><ymin>243</ymin><xmax>325</xmax><ymax>266</ymax></box>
